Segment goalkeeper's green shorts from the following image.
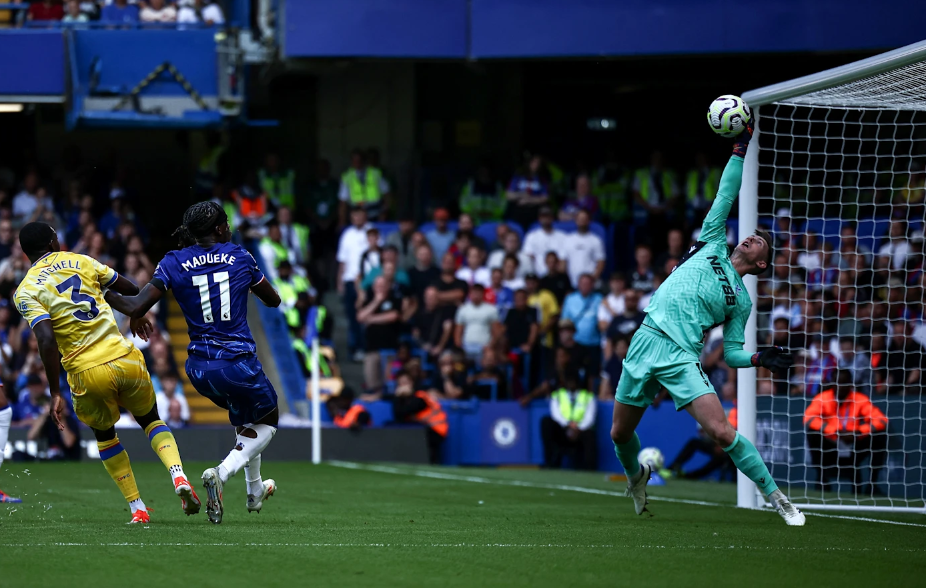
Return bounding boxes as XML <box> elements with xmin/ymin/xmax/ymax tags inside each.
<box><xmin>615</xmin><ymin>322</ymin><xmax>717</xmax><ymax>411</ymax></box>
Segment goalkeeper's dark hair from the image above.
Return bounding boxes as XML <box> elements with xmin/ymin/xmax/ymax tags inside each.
<box><xmin>173</xmin><ymin>201</ymin><xmax>227</xmax><ymax>247</ymax></box>
<box><xmin>755</xmin><ymin>228</ymin><xmax>774</xmax><ymax>267</ymax></box>
<box><xmin>19</xmin><ymin>222</ymin><xmax>55</xmax><ymax>257</ymax></box>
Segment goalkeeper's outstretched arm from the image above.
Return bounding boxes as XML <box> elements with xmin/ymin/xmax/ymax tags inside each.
<box><xmin>698</xmin><ymin>119</ymin><xmax>754</xmax><ymax>245</ymax></box>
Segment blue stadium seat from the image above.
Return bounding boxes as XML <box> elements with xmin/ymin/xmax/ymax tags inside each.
<box><xmin>374</xmin><ymin>222</ymin><xmax>399</xmax><ymax>240</ymax></box>
<box><xmin>418</xmin><ymin>221</ymin><xmax>460</xmax><ymax>236</ymax></box>
<box><xmin>527</xmin><ymin>221</ymin><xmax>606</xmax><ymax>243</ymax></box>
<box><xmin>475</xmin><ymin>221</ymin><xmax>523</xmax><ymax>248</ymax></box>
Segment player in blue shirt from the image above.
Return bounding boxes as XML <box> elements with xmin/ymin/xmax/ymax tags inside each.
<box><xmin>105</xmin><ymin>202</ymin><xmax>282</xmax><ymax>525</ymax></box>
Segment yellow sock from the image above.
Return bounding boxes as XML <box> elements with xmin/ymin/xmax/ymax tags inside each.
<box><xmin>98</xmin><ymin>437</ymin><xmax>140</xmax><ymax>503</ymax></box>
<box><xmin>144</xmin><ymin>420</ymin><xmax>185</xmax><ymax>481</ymax></box>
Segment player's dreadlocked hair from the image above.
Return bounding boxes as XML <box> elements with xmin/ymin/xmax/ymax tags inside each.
<box><xmin>172</xmin><ymin>201</ymin><xmax>228</xmax><ymax>247</ymax></box>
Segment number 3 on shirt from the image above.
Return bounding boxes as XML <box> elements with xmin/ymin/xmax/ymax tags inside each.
<box><xmin>192</xmin><ymin>272</ymin><xmax>231</xmax><ymax>323</ymax></box>
<box><xmin>56</xmin><ymin>275</ymin><xmax>99</xmax><ymax>321</ymax></box>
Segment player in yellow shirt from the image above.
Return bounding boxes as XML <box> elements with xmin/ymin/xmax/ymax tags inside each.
<box><xmin>14</xmin><ymin>222</ymin><xmax>200</xmax><ymax>524</ymax></box>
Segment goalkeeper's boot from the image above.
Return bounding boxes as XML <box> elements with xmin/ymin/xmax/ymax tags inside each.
<box><xmin>128</xmin><ymin>508</ymin><xmax>151</xmax><ymax>525</ymax></box>
<box><xmin>0</xmin><ymin>489</ymin><xmax>22</xmax><ymax>503</ymax></box>
<box><xmin>625</xmin><ymin>463</ymin><xmax>653</xmax><ymax>515</ymax></box>
<box><xmin>246</xmin><ymin>479</ymin><xmax>277</xmax><ymax>514</ymax></box>
<box><xmin>772</xmin><ymin>493</ymin><xmax>806</xmax><ymax>526</ymax></box>
<box><xmin>202</xmin><ymin>467</ymin><xmax>225</xmax><ymax>525</ymax></box>
<box><xmin>174</xmin><ymin>476</ymin><xmax>201</xmax><ymax>516</ymax></box>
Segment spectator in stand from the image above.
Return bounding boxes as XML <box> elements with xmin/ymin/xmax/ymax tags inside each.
<box><xmin>526</xmin><ymin>273</ymin><xmax>559</xmax><ymax>358</ymax></box>
<box><xmin>522</xmin><ymin>206</ymin><xmax>567</xmax><ymax>277</ymax></box>
<box><xmin>98</xmin><ymin>189</ymin><xmax>136</xmax><ymax>240</ymax></box>
<box><xmin>501</xmin><ymin>255</ymin><xmax>525</xmax><ymax>291</ymax></box>
<box><xmin>276</xmin><ymin>206</ymin><xmax>310</xmax><ymax>269</ymax></box>
<box><xmin>356</xmin><ymin>227</ymin><xmax>382</xmax><ymax>292</ymax></box>
<box><xmin>540</xmin><ymin>251</ymin><xmax>571</xmax><ymax>305</ymax></box>
<box><xmin>362</xmin><ymin>245</ymin><xmax>409</xmax><ymax>292</ymax></box>
<box><xmin>632</xmin><ymin>150</ymin><xmax>680</xmax><ymax>247</ymax></box>
<box><xmin>86</xmin><ymin>232</ymin><xmax>116</xmax><ymax>269</ymax></box>
<box><xmin>521</xmin><ymin>346</ymin><xmax>574</xmax><ymax>406</ymax></box>
<box><xmin>684</xmin><ymin>152</ymin><xmax>721</xmax><ymax>227</ymax></box>
<box><xmin>454</xmin><ymin>284</ymin><xmax>500</xmax><ymax>360</ymax></box>
<box><xmin>258</xmin><ymin>221</ymin><xmax>296</xmax><ymax>281</ymax></box>
<box><xmin>425</xmin><ymin>208</ymin><xmax>455</xmax><ymax>262</ymax></box>
<box><xmin>487</xmin><ymin>230</ymin><xmax>532</xmax><ymax>278</ymax></box>
<box><xmin>433</xmin><ymin>251</ymin><xmax>468</xmax><ymax>309</ymax></box>
<box><xmin>772</xmin><ymin>207</ymin><xmax>794</xmax><ymax>249</ymax></box>
<box><xmin>470</xmin><ymin>346</ymin><xmax>508</xmax><ymax>400</ymax></box>
<box><xmin>155</xmin><ymin>373</ymin><xmax>189</xmax><ymax>428</ymax></box>
<box><xmin>630</xmin><ymin>244</ymin><xmax>655</xmax><ymax>295</ymax></box>
<box><xmin>606</xmin><ymin>288</ymin><xmax>646</xmax><ymax>340</ymax></box>
<box><xmin>486</xmin><ymin>268</ymin><xmax>513</xmax><ymax>317</ymax></box>
<box><xmin>386</xmin><ymin>215</ymin><xmax>418</xmax><ymax>271</ymax></box>
<box><xmin>408</xmin><ymin>243</ymin><xmax>439</xmax><ymax>303</ymax></box>
<box><xmin>63</xmin><ymin>0</ymin><xmax>89</xmax><ymax>23</ymax></box>
<box><xmin>101</xmin><ymin>0</ymin><xmax>139</xmax><ymax>23</ymax></box>
<box><xmin>446</xmin><ymin>230</ymin><xmax>473</xmax><ymax>271</ymax></box>
<box><xmin>357</xmin><ymin>276</ymin><xmax>402</xmax><ymax>394</ymax></box>
<box><xmin>392</xmin><ymin>370</ymin><xmax>447</xmax><ymax>464</ymax></box>
<box><xmin>655</xmin><ymin>229</ymin><xmax>687</xmax><ymax>273</ymax></box>
<box><xmin>28</xmin><ymin>0</ymin><xmax>64</xmax><ymax>21</ymax></box>
<box><xmin>305</xmin><ymin>159</ymin><xmax>339</xmax><ymax>278</ymax></box>
<box><xmin>338</xmin><ymin>148</ymin><xmax>390</xmax><ymax>224</ymax></box>
<box><xmin>506</xmin><ymin>154</ymin><xmax>549</xmax><ymax>229</ymax></box>
<box><xmin>804</xmin><ymin>370</ymin><xmax>889</xmax><ymax>495</ymax></box>
<box><xmin>504</xmin><ymin>288</ymin><xmax>538</xmax><ymax>355</ymax></box>
<box><xmin>456</xmin><ymin>213</ymin><xmax>487</xmax><ymax>250</ymax></box>
<box><xmin>541</xmin><ymin>368</ymin><xmax>597</xmax><ymax>470</ymax></box>
<box><xmin>835</xmin><ymin>222</ymin><xmax>873</xmax><ymax>269</ymax></box>
<box><xmin>558</xmin><ymin>174</ymin><xmax>599</xmax><ymax>222</ymax></box>
<box><xmin>877</xmin><ymin>219</ymin><xmax>910</xmax><ymax>272</ymax></box>
<box><xmin>599</xmin><ymin>334</ymin><xmax>629</xmax><ymax>399</ymax></box>
<box><xmin>563</xmin><ymin>210</ymin><xmax>605</xmax><ymax>288</ymax></box>
<box><xmin>258</xmin><ymin>151</ymin><xmax>296</xmax><ymax>210</ymax></box>
<box><xmin>413</xmin><ymin>286</ymin><xmax>455</xmax><ymax>363</ymax></box>
<box><xmin>428</xmin><ymin>350</ymin><xmax>469</xmax><ymax>400</ymax></box>
<box><xmin>13</xmin><ymin>374</ymin><xmax>50</xmax><ymax>425</ymax></box>
<box><xmin>177</xmin><ymin>0</ymin><xmax>225</xmax><ymax>25</ymax></box>
<box><xmin>337</xmin><ymin>206</ymin><xmax>372</xmax><ymax>362</ymax></box>
<box><xmin>456</xmin><ymin>245</ymin><xmax>491</xmax><ymax>288</ymax></box>
<box><xmin>0</xmin><ymin>220</ymin><xmax>13</xmax><ymax>262</ymax></box>
<box><xmin>561</xmin><ymin>274</ymin><xmax>603</xmax><ymax>379</ymax></box>
<box><xmin>12</xmin><ymin>172</ymin><xmax>41</xmax><ymax>228</ymax></box>
<box><xmin>460</xmin><ymin>163</ymin><xmax>506</xmax><ymax>224</ymax></box>
<box><xmin>141</xmin><ymin>0</ymin><xmax>177</xmax><ymax>22</ymax></box>
<box><xmin>597</xmin><ymin>273</ymin><xmax>627</xmax><ymax>336</ymax></box>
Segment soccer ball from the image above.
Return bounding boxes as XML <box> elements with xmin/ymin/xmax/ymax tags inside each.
<box><xmin>637</xmin><ymin>447</ymin><xmax>665</xmax><ymax>470</ymax></box>
<box><xmin>707</xmin><ymin>94</ymin><xmax>752</xmax><ymax>138</ymax></box>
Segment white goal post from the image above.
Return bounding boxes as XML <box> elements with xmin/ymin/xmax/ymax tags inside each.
<box><xmin>738</xmin><ymin>40</ymin><xmax>926</xmax><ymax>513</ymax></box>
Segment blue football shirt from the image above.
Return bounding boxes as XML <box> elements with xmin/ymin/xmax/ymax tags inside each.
<box><xmin>152</xmin><ymin>242</ymin><xmax>265</xmax><ymax>369</ymax></box>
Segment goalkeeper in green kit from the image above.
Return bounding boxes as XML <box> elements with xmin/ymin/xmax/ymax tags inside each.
<box><xmin>610</xmin><ymin>116</ymin><xmax>805</xmax><ymax>526</ymax></box>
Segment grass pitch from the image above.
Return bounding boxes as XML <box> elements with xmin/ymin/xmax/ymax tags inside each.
<box><xmin>1</xmin><ymin>461</ymin><xmax>924</xmax><ymax>588</ymax></box>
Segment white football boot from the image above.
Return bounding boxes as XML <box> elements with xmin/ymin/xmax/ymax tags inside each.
<box><xmin>202</xmin><ymin>467</ymin><xmax>225</xmax><ymax>525</ymax></box>
<box><xmin>246</xmin><ymin>479</ymin><xmax>277</xmax><ymax>514</ymax></box>
<box><xmin>625</xmin><ymin>463</ymin><xmax>653</xmax><ymax>515</ymax></box>
<box><xmin>771</xmin><ymin>492</ymin><xmax>806</xmax><ymax>526</ymax></box>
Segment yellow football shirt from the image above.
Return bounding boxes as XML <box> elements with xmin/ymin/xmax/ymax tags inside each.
<box><xmin>14</xmin><ymin>251</ymin><xmax>133</xmax><ymax>374</ymax></box>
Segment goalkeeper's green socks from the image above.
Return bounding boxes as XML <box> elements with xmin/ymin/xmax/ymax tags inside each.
<box><xmin>723</xmin><ymin>432</ymin><xmax>778</xmax><ymax>496</ymax></box>
<box><xmin>614</xmin><ymin>432</ymin><xmax>641</xmax><ymax>478</ymax></box>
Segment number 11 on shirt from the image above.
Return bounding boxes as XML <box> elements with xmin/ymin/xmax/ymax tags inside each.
<box><xmin>192</xmin><ymin>272</ymin><xmax>231</xmax><ymax>323</ymax></box>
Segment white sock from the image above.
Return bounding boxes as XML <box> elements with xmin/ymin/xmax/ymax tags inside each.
<box><xmin>630</xmin><ymin>464</ymin><xmax>646</xmax><ymax>484</ymax></box>
<box><xmin>129</xmin><ymin>498</ymin><xmax>146</xmax><ymax>513</ymax></box>
<box><xmin>244</xmin><ymin>454</ymin><xmax>264</xmax><ymax>497</ymax></box>
<box><xmin>169</xmin><ymin>464</ymin><xmax>186</xmax><ymax>484</ymax></box>
<box><xmin>218</xmin><ymin>424</ymin><xmax>277</xmax><ymax>484</ymax></box>
<box><xmin>0</xmin><ymin>406</ymin><xmax>11</xmax><ymax>471</ymax></box>
<box><xmin>768</xmin><ymin>489</ymin><xmax>787</xmax><ymax>503</ymax></box>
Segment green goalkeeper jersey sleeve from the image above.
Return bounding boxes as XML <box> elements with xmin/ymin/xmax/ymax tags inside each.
<box><xmin>643</xmin><ymin>155</ymin><xmax>752</xmax><ymax>358</ymax></box>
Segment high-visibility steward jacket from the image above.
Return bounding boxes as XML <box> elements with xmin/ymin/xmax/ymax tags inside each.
<box><xmin>727</xmin><ymin>407</ymin><xmax>738</xmax><ymax>430</ymax></box>
<box><xmin>220</xmin><ymin>201</ymin><xmax>238</xmax><ymax>233</ymax></box>
<box><xmin>292</xmin><ymin>337</ymin><xmax>332</xmax><ymax>378</ymax></box>
<box><xmin>334</xmin><ymin>404</ymin><xmax>370</xmax><ymax>428</ymax></box>
<box><xmin>552</xmin><ymin>388</ymin><xmax>594</xmax><ymax>423</ymax></box>
<box><xmin>686</xmin><ymin>167</ymin><xmax>721</xmax><ymax>211</ymax></box>
<box><xmin>276</xmin><ymin>275</ymin><xmax>312</xmax><ymax>328</ymax></box>
<box><xmin>803</xmin><ymin>389</ymin><xmax>888</xmax><ymax>443</ymax></box>
<box><xmin>342</xmin><ymin>167</ymin><xmax>384</xmax><ymax>205</ymax></box>
<box><xmin>411</xmin><ymin>391</ymin><xmax>448</xmax><ymax>437</ymax></box>
<box><xmin>234</xmin><ymin>189</ymin><xmax>269</xmax><ymax>219</ymax></box>
<box><xmin>288</xmin><ymin>222</ymin><xmax>311</xmax><ymax>263</ymax></box>
<box><xmin>593</xmin><ymin>170</ymin><xmax>631</xmax><ymax>221</ymax></box>
<box><xmin>195</xmin><ymin>144</ymin><xmax>227</xmax><ymax>194</ymax></box>
<box><xmin>261</xmin><ymin>237</ymin><xmax>290</xmax><ymax>269</ymax></box>
<box><xmin>259</xmin><ymin>168</ymin><xmax>296</xmax><ymax>209</ymax></box>
<box><xmin>633</xmin><ymin>168</ymin><xmax>677</xmax><ymax>221</ymax></box>
<box><xmin>460</xmin><ymin>180</ymin><xmax>506</xmax><ymax>222</ymax></box>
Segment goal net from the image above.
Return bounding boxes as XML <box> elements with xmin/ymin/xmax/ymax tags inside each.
<box><xmin>738</xmin><ymin>41</ymin><xmax>926</xmax><ymax>513</ymax></box>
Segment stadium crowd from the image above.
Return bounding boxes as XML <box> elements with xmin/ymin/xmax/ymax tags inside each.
<box><xmin>10</xmin><ymin>0</ymin><xmax>225</xmax><ymax>26</ymax></box>
<box><xmin>0</xmin><ymin>159</ymin><xmax>190</xmax><ymax>461</ymax></box>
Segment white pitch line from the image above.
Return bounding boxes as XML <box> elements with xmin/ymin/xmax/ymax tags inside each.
<box><xmin>1</xmin><ymin>542</ymin><xmax>924</xmax><ymax>552</ymax></box>
<box><xmin>328</xmin><ymin>461</ymin><xmax>926</xmax><ymax>529</ymax></box>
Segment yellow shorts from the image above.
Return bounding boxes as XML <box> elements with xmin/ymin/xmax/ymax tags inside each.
<box><xmin>67</xmin><ymin>347</ymin><xmax>155</xmax><ymax>430</ymax></box>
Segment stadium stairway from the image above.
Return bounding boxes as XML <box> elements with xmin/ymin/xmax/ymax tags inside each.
<box><xmin>164</xmin><ymin>293</ymin><xmax>228</xmax><ymax>425</ymax></box>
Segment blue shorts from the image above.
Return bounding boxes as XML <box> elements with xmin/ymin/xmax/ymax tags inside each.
<box><xmin>186</xmin><ymin>355</ymin><xmax>278</xmax><ymax>427</ymax></box>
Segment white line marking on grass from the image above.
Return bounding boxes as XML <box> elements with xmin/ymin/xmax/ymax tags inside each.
<box><xmin>2</xmin><ymin>543</ymin><xmax>924</xmax><ymax>552</ymax></box>
<box><xmin>328</xmin><ymin>461</ymin><xmax>926</xmax><ymax>528</ymax></box>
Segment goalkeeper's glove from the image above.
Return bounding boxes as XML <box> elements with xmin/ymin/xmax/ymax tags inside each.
<box><xmin>732</xmin><ymin>116</ymin><xmax>755</xmax><ymax>158</ymax></box>
<box><xmin>751</xmin><ymin>346</ymin><xmax>793</xmax><ymax>372</ymax></box>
